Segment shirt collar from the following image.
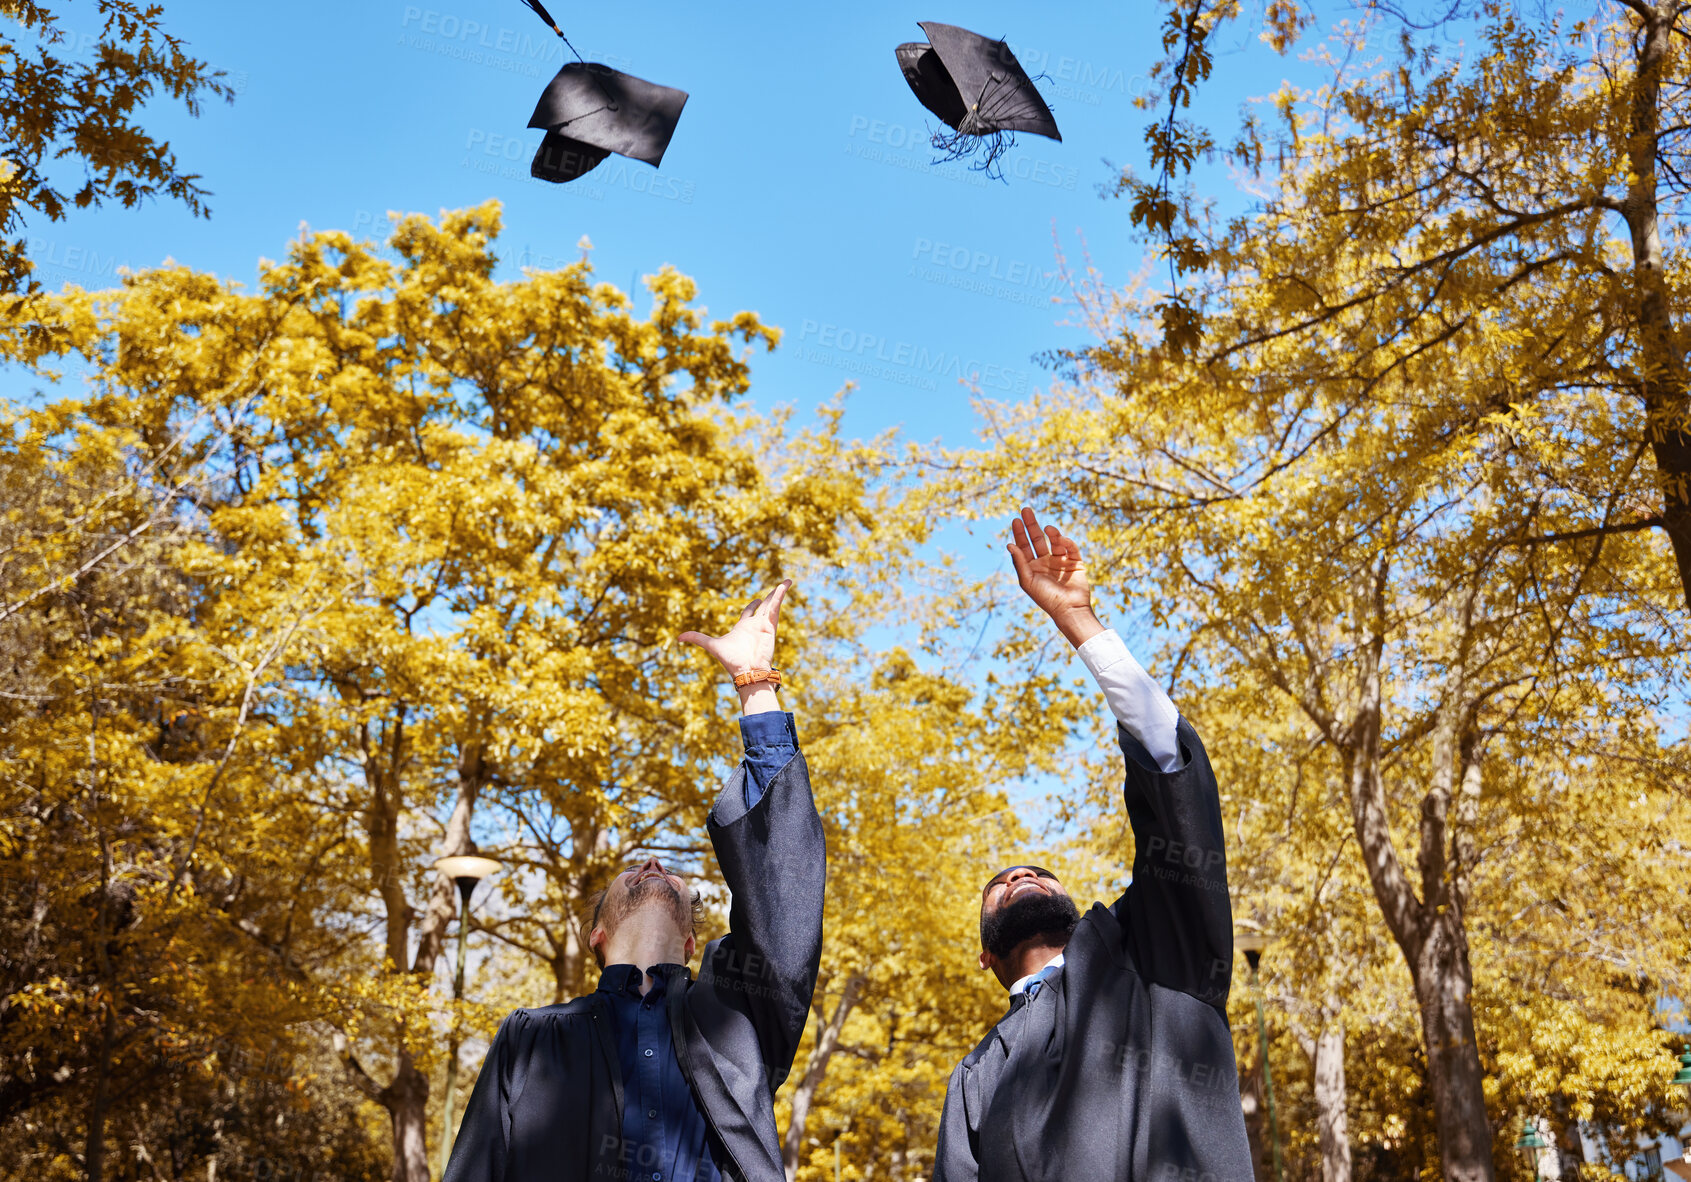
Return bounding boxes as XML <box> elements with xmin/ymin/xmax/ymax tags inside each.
<box><xmin>596</xmin><ymin>963</ymin><xmax>691</xmax><ymax>998</ymax></box>
<box><xmin>1009</xmin><ymin>952</ymin><xmax>1065</xmax><ymax>997</ymax></box>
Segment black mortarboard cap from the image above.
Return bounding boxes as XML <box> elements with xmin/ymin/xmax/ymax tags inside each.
<box><xmin>527</xmin><ymin>62</ymin><xmax>688</xmax><ymax>184</ymax></box>
<box><xmin>896</xmin><ymin>22</ymin><xmax>1061</xmax><ymax>143</ymax></box>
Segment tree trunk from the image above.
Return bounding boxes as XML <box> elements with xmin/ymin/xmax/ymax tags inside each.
<box><xmin>1622</xmin><ymin>0</ymin><xmax>1691</xmax><ymax>610</ymax></box>
<box><xmin>86</xmin><ymin>723</ymin><xmax>116</xmax><ymax>1182</ymax></box>
<box><xmin>354</xmin><ymin>713</ymin><xmax>489</xmax><ymax>1182</ymax></box>
<box><xmin>548</xmin><ymin>916</ymin><xmax>586</xmax><ymax>1005</ymax></box>
<box><xmin>381</xmin><ymin>1046</ymin><xmax>431</xmax><ymax>1182</ymax></box>
<box><xmin>782</xmin><ymin>974</ymin><xmax>863</xmax><ymax>1182</ymax></box>
<box><xmin>1313</xmin><ymin>1022</ymin><xmax>1352</xmax><ymax>1182</ymax></box>
<box><xmin>1549</xmin><ymin>1094</ymin><xmax>1585</xmax><ymax>1179</ymax></box>
<box><xmin>411</xmin><ymin>740</ymin><xmax>486</xmax><ymax>974</ymax></box>
<box><xmin>85</xmin><ymin>999</ymin><xmax>115</xmax><ymax>1182</ymax></box>
<box><xmin>1413</xmin><ymin>687</ymin><xmax>1494</xmax><ymax>1182</ymax></box>
<box><xmin>360</xmin><ymin>712</ymin><xmax>423</xmax><ymax>1182</ymax></box>
<box><xmin>1341</xmin><ymin>565</ymin><xmax>1495</xmax><ymax>1182</ymax></box>
<box><xmin>392</xmin><ymin>740</ymin><xmax>487</xmax><ymax>1181</ymax></box>
<box><xmin>364</xmin><ymin>712</ymin><xmax>413</xmax><ymax>975</ymax></box>
<box><xmin>1411</xmin><ymin>910</ymin><xmax>1491</xmax><ymax>1182</ymax></box>
<box><xmin>1240</xmin><ymin>1046</ymin><xmax>1269</xmax><ymax>1182</ymax></box>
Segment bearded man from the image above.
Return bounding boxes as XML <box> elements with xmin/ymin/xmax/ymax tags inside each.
<box><xmin>933</xmin><ymin>509</ymin><xmax>1252</xmax><ymax>1182</ymax></box>
<box><xmin>443</xmin><ymin>581</ymin><xmax>822</xmax><ymax>1182</ymax></box>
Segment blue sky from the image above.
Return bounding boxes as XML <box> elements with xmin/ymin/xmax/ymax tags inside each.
<box><xmin>15</xmin><ymin>2</ymin><xmax>1328</xmax><ymax>800</ymax></box>
<box><xmin>22</xmin><ymin>0</ymin><xmax>1309</xmax><ymax>452</ymax></box>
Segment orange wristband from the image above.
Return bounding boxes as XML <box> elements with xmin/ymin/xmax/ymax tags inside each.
<box><xmin>732</xmin><ymin>668</ymin><xmax>783</xmax><ymax>689</ymax></box>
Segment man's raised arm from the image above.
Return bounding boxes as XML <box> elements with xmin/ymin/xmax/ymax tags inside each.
<box><xmin>1006</xmin><ymin>507</ymin><xmax>1234</xmax><ymax>1009</ymax></box>
<box><xmin>678</xmin><ymin>582</ymin><xmax>825</xmax><ymax>1085</ymax></box>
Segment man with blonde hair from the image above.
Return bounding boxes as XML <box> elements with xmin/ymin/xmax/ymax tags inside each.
<box><xmin>445</xmin><ymin>581</ymin><xmax>822</xmax><ymax>1182</ymax></box>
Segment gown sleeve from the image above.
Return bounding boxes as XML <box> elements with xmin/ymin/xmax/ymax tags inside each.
<box><xmin>698</xmin><ymin>730</ymin><xmax>825</xmax><ymax>1089</ymax></box>
<box><xmin>1110</xmin><ymin>717</ymin><xmax>1235</xmax><ymax>1011</ymax></box>
<box><xmin>442</xmin><ymin>1011</ymin><xmax>533</xmax><ymax>1182</ymax></box>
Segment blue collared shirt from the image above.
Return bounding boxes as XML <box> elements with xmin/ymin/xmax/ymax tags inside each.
<box><xmin>597</xmin><ymin>711</ymin><xmax>798</xmax><ymax>1182</ymax></box>
<box><xmin>596</xmin><ymin>963</ymin><xmax>714</xmax><ymax>1182</ymax></box>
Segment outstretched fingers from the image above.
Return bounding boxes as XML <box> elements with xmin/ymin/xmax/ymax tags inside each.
<box><xmin>1020</xmin><ymin>506</ymin><xmax>1052</xmax><ymax>557</ymax></box>
<box><xmin>759</xmin><ymin>579</ymin><xmax>792</xmax><ymax>626</ymax></box>
<box><xmin>1048</xmin><ymin>528</ymin><xmax>1081</xmax><ymax>565</ymax></box>
<box><xmin>681</xmin><ymin>580</ymin><xmax>793</xmax><ymax>650</ymax></box>
<box><xmin>1005</xmin><ymin>535</ymin><xmax>1031</xmax><ymax>579</ymax></box>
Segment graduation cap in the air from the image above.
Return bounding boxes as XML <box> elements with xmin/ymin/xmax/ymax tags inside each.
<box><xmin>895</xmin><ymin>22</ymin><xmax>1060</xmax><ymax>176</ymax></box>
<box><xmin>518</xmin><ymin>0</ymin><xmax>688</xmax><ymax>184</ymax></box>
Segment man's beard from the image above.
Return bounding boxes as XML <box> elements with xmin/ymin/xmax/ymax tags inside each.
<box><xmin>607</xmin><ymin>875</ymin><xmax>692</xmax><ymax>936</ymax></box>
<box><xmin>980</xmin><ymin>890</ymin><xmax>1080</xmax><ymax>960</ymax></box>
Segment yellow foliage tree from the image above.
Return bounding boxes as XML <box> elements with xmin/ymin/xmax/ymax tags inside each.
<box><xmin>1125</xmin><ymin>0</ymin><xmax>1691</xmax><ymax>609</ymax></box>
<box><xmin>0</xmin><ymin>393</ymin><xmax>387</xmax><ymax>1181</ymax></box>
<box><xmin>2</xmin><ymin>203</ymin><xmax>891</xmax><ymax>1182</ymax></box>
<box><xmin>0</xmin><ymin>1</ymin><xmax>232</xmax><ymax>303</ymax></box>
<box><xmin>921</xmin><ymin>263</ymin><xmax>1691</xmax><ymax>1181</ymax></box>
<box><xmin>775</xmin><ymin>641</ymin><xmax>1087</xmax><ymax>1182</ymax></box>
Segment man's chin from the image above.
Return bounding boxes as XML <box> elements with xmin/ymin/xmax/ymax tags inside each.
<box><xmin>982</xmin><ymin>892</ymin><xmax>1080</xmax><ymax>960</ymax></box>
<box><xmin>623</xmin><ymin>877</ymin><xmax>691</xmax><ymax>933</ymax></box>
<box><xmin>629</xmin><ymin>877</ymin><xmax>682</xmax><ymax>908</ymax></box>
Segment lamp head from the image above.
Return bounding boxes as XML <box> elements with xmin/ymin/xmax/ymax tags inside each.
<box><xmin>1672</xmin><ymin>1044</ymin><xmax>1691</xmax><ymax>1089</ymax></box>
<box><xmin>1234</xmin><ymin>931</ymin><xmax>1269</xmax><ymax>975</ymax></box>
<box><xmin>435</xmin><ymin>854</ymin><xmax>502</xmax><ymax>907</ymax></box>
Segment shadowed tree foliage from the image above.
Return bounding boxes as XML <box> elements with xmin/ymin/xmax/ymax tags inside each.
<box><xmin>0</xmin><ymin>0</ymin><xmax>233</xmax><ymax>305</ymax></box>
<box><xmin>1123</xmin><ymin>0</ymin><xmax>1691</xmax><ymax>610</ymax></box>
<box><xmin>0</xmin><ymin>203</ymin><xmax>895</xmax><ymax>1182</ymax></box>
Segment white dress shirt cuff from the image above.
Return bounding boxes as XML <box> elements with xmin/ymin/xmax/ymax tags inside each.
<box><xmin>1075</xmin><ymin>628</ymin><xmax>1183</xmax><ymax>774</ymax></box>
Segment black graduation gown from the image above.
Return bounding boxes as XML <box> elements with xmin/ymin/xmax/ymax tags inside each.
<box><xmin>442</xmin><ymin>753</ymin><xmax>825</xmax><ymax>1182</ymax></box>
<box><xmin>933</xmin><ymin>719</ymin><xmax>1254</xmax><ymax>1182</ymax></box>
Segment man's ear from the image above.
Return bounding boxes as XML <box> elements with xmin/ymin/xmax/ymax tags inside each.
<box><xmin>684</xmin><ymin>933</ymin><xmax>697</xmax><ymax>962</ymax></box>
<box><xmin>589</xmin><ymin>925</ymin><xmax>607</xmax><ymax>965</ymax></box>
<box><xmin>978</xmin><ymin>949</ymin><xmax>995</xmax><ymax>973</ymax></box>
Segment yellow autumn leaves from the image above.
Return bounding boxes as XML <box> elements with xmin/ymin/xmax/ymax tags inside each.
<box><xmin>5</xmin><ymin>0</ymin><xmax>1691</xmax><ymax>1179</ymax></box>
<box><xmin>0</xmin><ymin>204</ymin><xmax>1084</xmax><ymax>1182</ymax></box>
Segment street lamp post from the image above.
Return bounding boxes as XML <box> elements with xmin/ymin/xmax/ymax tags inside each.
<box><xmin>1668</xmin><ymin>1047</ymin><xmax>1691</xmax><ymax>1181</ymax></box>
<box><xmin>434</xmin><ymin>853</ymin><xmax>502</xmax><ymax>1180</ymax></box>
<box><xmin>1673</xmin><ymin>1045</ymin><xmax>1691</xmax><ymax>1091</ymax></box>
<box><xmin>1513</xmin><ymin>1115</ymin><xmax>1550</xmax><ymax>1180</ymax></box>
<box><xmin>1235</xmin><ymin>932</ymin><xmax>1283</xmax><ymax>1182</ymax></box>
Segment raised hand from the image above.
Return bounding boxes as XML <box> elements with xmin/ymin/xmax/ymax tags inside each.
<box><xmin>678</xmin><ymin>580</ymin><xmax>792</xmax><ymax>676</ymax></box>
<box><xmin>1005</xmin><ymin>507</ymin><xmax>1103</xmax><ymax>648</ymax></box>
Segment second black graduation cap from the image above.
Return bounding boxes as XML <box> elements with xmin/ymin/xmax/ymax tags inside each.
<box><xmin>527</xmin><ymin>62</ymin><xmax>689</xmax><ymax>184</ymax></box>
<box><xmin>895</xmin><ymin>22</ymin><xmax>1060</xmax><ymax>142</ymax></box>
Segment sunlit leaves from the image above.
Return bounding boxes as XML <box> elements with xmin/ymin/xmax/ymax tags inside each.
<box><xmin>0</xmin><ymin>0</ymin><xmax>234</xmax><ymax>296</ymax></box>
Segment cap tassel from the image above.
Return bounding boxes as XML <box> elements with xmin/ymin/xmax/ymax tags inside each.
<box><xmin>517</xmin><ymin>0</ymin><xmax>586</xmax><ymax>63</ymax></box>
<box><xmin>518</xmin><ymin>0</ymin><xmax>562</xmax><ymax>34</ymax></box>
